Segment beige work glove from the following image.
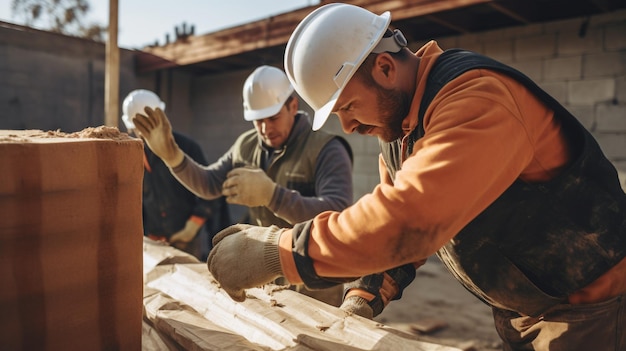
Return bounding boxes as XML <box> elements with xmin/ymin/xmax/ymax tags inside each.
<box><xmin>207</xmin><ymin>224</ymin><xmax>284</xmax><ymax>302</ymax></box>
<box><xmin>222</xmin><ymin>168</ymin><xmax>277</xmax><ymax>207</ymax></box>
<box><xmin>340</xmin><ymin>295</ymin><xmax>374</xmax><ymax>319</ymax></box>
<box><xmin>169</xmin><ymin>218</ymin><xmax>203</xmax><ymax>249</ymax></box>
<box><xmin>132</xmin><ymin>107</ymin><xmax>184</xmax><ymax>167</ymax></box>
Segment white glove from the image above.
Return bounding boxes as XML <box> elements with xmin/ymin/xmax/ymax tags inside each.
<box><xmin>222</xmin><ymin>168</ymin><xmax>277</xmax><ymax>207</ymax></box>
<box><xmin>169</xmin><ymin>218</ymin><xmax>203</xmax><ymax>249</ymax></box>
<box><xmin>132</xmin><ymin>107</ymin><xmax>184</xmax><ymax>167</ymax></box>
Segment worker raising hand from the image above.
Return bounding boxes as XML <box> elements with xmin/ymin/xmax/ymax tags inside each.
<box><xmin>132</xmin><ymin>106</ymin><xmax>184</xmax><ymax>168</ymax></box>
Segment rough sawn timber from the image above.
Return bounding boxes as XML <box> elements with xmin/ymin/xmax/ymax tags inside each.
<box><xmin>142</xmin><ymin>238</ymin><xmax>464</xmax><ymax>350</ymax></box>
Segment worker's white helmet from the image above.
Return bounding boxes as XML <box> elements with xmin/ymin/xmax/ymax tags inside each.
<box><xmin>121</xmin><ymin>89</ymin><xmax>166</xmax><ymax>130</ymax></box>
<box><xmin>242</xmin><ymin>65</ymin><xmax>295</xmax><ymax>121</ymax></box>
<box><xmin>285</xmin><ymin>3</ymin><xmax>402</xmax><ymax>131</ymax></box>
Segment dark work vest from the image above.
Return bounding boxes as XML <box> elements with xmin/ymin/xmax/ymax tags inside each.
<box><xmin>380</xmin><ymin>49</ymin><xmax>626</xmax><ymax>317</ymax></box>
<box><xmin>231</xmin><ymin>115</ymin><xmax>349</xmax><ymax>228</ymax></box>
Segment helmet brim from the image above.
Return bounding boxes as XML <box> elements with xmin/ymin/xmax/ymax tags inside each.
<box><xmin>243</xmin><ymin>102</ymin><xmax>284</xmax><ymax>121</ymax></box>
<box><xmin>312</xmin><ymin>94</ymin><xmax>339</xmax><ymax>131</ymax></box>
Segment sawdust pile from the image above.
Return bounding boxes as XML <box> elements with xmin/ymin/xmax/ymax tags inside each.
<box><xmin>0</xmin><ymin>126</ymin><xmax>134</xmax><ymax>143</ymax></box>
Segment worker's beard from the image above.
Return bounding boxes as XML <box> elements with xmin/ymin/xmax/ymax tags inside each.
<box><xmin>375</xmin><ymin>85</ymin><xmax>411</xmax><ymax>143</ymax></box>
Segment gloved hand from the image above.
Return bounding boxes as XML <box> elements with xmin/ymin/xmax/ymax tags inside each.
<box><xmin>169</xmin><ymin>217</ymin><xmax>204</xmax><ymax>249</ymax></box>
<box><xmin>340</xmin><ymin>295</ymin><xmax>374</xmax><ymax>319</ymax></box>
<box><xmin>222</xmin><ymin>168</ymin><xmax>277</xmax><ymax>207</ymax></box>
<box><xmin>132</xmin><ymin>107</ymin><xmax>184</xmax><ymax>167</ymax></box>
<box><xmin>207</xmin><ymin>224</ymin><xmax>284</xmax><ymax>301</ymax></box>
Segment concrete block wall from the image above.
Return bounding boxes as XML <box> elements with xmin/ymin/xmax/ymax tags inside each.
<box><xmin>0</xmin><ymin>24</ymin><xmax>143</xmax><ymax>132</ymax></box>
<box><xmin>187</xmin><ymin>69</ymin><xmax>255</xmax><ymax>163</ymax></box>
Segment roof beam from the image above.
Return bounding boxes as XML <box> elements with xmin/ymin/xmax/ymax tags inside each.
<box><xmin>140</xmin><ymin>0</ymin><xmax>495</xmax><ymax>70</ymax></box>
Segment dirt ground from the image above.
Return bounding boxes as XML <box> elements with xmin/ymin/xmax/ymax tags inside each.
<box><xmin>373</xmin><ymin>256</ymin><xmax>503</xmax><ymax>351</ymax></box>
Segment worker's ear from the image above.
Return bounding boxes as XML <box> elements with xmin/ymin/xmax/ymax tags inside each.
<box><xmin>286</xmin><ymin>95</ymin><xmax>298</xmax><ymax>114</ymax></box>
<box><xmin>371</xmin><ymin>53</ymin><xmax>397</xmax><ymax>89</ymax></box>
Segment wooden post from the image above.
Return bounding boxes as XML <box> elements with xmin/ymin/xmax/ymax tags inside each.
<box><xmin>104</xmin><ymin>0</ymin><xmax>119</xmax><ymax>127</ymax></box>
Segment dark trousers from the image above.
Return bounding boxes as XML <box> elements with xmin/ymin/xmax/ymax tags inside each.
<box><xmin>493</xmin><ymin>293</ymin><xmax>626</xmax><ymax>350</ymax></box>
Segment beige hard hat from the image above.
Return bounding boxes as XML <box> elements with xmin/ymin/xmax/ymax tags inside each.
<box><xmin>242</xmin><ymin>65</ymin><xmax>295</xmax><ymax>121</ymax></box>
<box><xmin>121</xmin><ymin>89</ymin><xmax>165</xmax><ymax>130</ymax></box>
<box><xmin>284</xmin><ymin>3</ymin><xmax>406</xmax><ymax>131</ymax></box>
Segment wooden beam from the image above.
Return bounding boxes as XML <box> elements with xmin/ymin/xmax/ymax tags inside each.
<box><xmin>361</xmin><ymin>0</ymin><xmax>494</xmax><ymax>21</ymax></box>
<box><xmin>424</xmin><ymin>14</ymin><xmax>471</xmax><ymax>34</ymax></box>
<box><xmin>487</xmin><ymin>2</ymin><xmax>532</xmax><ymax>23</ymax></box>
<box><xmin>104</xmin><ymin>0</ymin><xmax>119</xmax><ymax>127</ymax></box>
<box><xmin>139</xmin><ymin>0</ymin><xmax>494</xmax><ymax>70</ymax></box>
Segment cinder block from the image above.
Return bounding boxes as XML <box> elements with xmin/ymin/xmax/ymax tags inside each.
<box><xmin>594</xmin><ymin>133</ymin><xmax>626</xmax><ymax>160</ymax></box>
<box><xmin>503</xmin><ymin>23</ymin><xmax>543</xmax><ymax>38</ymax></box>
<box><xmin>583</xmin><ymin>52</ymin><xmax>626</xmax><ymax>78</ymax></box>
<box><xmin>353</xmin><ymin>154</ymin><xmax>379</xmax><ymax>176</ymax></box>
<box><xmin>353</xmin><ymin>173</ymin><xmax>380</xmax><ymax>200</ymax></box>
<box><xmin>540</xmin><ymin>82</ymin><xmax>569</xmax><ymax>104</ymax></box>
<box><xmin>596</xmin><ymin>104</ymin><xmax>626</xmax><ymax>132</ymax></box>
<box><xmin>543</xmin><ymin>56</ymin><xmax>582</xmax><ymax>81</ymax></box>
<box><xmin>564</xmin><ymin>104</ymin><xmax>595</xmax><ymax>131</ymax></box>
<box><xmin>509</xmin><ymin>59</ymin><xmax>543</xmax><ymax>82</ymax></box>
<box><xmin>6</xmin><ymin>72</ymin><xmax>30</xmax><ymax>88</ymax></box>
<box><xmin>515</xmin><ymin>34</ymin><xmax>557</xmax><ymax>59</ymax></box>
<box><xmin>617</xmin><ymin>76</ymin><xmax>626</xmax><ymax>104</ymax></box>
<box><xmin>484</xmin><ymin>40</ymin><xmax>514</xmax><ymax>63</ymax></box>
<box><xmin>0</xmin><ymin>127</ymin><xmax>144</xmax><ymax>351</ymax></box>
<box><xmin>568</xmin><ymin>78</ymin><xmax>615</xmax><ymax>105</ymax></box>
<box><xmin>364</xmin><ymin>137</ymin><xmax>382</xmax><ymax>155</ymax></box>
<box><xmin>605</xmin><ymin>23</ymin><xmax>626</xmax><ymax>50</ymax></box>
<box><xmin>0</xmin><ymin>46</ymin><xmax>7</xmax><ymax>70</ymax></box>
<box><xmin>558</xmin><ymin>29</ymin><xmax>603</xmax><ymax>55</ymax></box>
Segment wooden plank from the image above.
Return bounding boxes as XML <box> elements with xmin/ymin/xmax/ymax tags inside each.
<box><xmin>143</xmin><ymin>241</ymin><xmax>466</xmax><ymax>350</ymax></box>
<box><xmin>104</xmin><ymin>0</ymin><xmax>119</xmax><ymax>127</ymax></box>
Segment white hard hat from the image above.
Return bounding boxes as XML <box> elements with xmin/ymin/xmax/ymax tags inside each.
<box><xmin>121</xmin><ymin>89</ymin><xmax>166</xmax><ymax>130</ymax></box>
<box><xmin>242</xmin><ymin>65</ymin><xmax>295</xmax><ymax>121</ymax></box>
<box><xmin>285</xmin><ymin>3</ymin><xmax>403</xmax><ymax>131</ymax></box>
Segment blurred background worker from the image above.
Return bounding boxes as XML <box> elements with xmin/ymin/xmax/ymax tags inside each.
<box><xmin>122</xmin><ymin>89</ymin><xmax>230</xmax><ymax>261</ymax></box>
<box><xmin>132</xmin><ymin>66</ymin><xmax>354</xmax><ymax>306</ymax></box>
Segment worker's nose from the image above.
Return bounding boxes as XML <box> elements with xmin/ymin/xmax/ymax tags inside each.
<box><xmin>336</xmin><ymin>113</ymin><xmax>359</xmax><ymax>134</ymax></box>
